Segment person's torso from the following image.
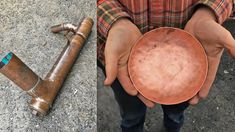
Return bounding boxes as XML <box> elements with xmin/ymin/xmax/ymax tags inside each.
<box><xmin>118</xmin><ymin>0</ymin><xmax>199</xmax><ymax>33</ymax></box>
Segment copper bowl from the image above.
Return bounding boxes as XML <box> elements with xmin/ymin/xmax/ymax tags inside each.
<box><xmin>128</xmin><ymin>27</ymin><xmax>208</xmax><ymax>105</ymax></box>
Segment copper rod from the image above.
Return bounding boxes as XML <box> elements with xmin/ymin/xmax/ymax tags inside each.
<box><xmin>0</xmin><ymin>17</ymin><xmax>93</xmax><ymax>116</ymax></box>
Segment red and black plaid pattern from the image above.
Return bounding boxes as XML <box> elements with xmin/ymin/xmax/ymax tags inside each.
<box><xmin>97</xmin><ymin>0</ymin><xmax>235</xmax><ymax>64</ymax></box>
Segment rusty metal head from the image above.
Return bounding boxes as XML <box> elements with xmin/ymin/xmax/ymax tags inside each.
<box><xmin>128</xmin><ymin>27</ymin><xmax>208</xmax><ymax>105</ymax></box>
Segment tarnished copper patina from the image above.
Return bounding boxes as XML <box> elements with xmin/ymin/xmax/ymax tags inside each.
<box><xmin>0</xmin><ymin>17</ymin><xmax>93</xmax><ymax>116</ymax></box>
<box><xmin>128</xmin><ymin>27</ymin><xmax>208</xmax><ymax>105</ymax></box>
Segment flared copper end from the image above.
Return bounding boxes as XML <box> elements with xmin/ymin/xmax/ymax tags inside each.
<box><xmin>29</xmin><ymin>97</ymin><xmax>51</xmax><ymax>116</ymax></box>
<box><xmin>50</xmin><ymin>24</ymin><xmax>64</xmax><ymax>33</ymax></box>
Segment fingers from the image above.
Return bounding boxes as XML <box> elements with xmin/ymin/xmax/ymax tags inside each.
<box><xmin>188</xmin><ymin>59</ymin><xmax>218</xmax><ymax>105</ymax></box>
<box><xmin>137</xmin><ymin>94</ymin><xmax>155</xmax><ymax>108</ymax></box>
<box><xmin>189</xmin><ymin>55</ymin><xmax>221</xmax><ymax>105</ymax></box>
<box><xmin>216</xmin><ymin>24</ymin><xmax>235</xmax><ymax>58</ymax></box>
<box><xmin>224</xmin><ymin>37</ymin><xmax>235</xmax><ymax>59</ymax></box>
<box><xmin>224</xmin><ymin>33</ymin><xmax>235</xmax><ymax>59</ymax></box>
<box><xmin>199</xmin><ymin>56</ymin><xmax>221</xmax><ymax>99</ymax></box>
<box><xmin>198</xmin><ymin>73</ymin><xmax>215</xmax><ymax>99</ymax></box>
<box><xmin>117</xmin><ymin>65</ymin><xmax>138</xmax><ymax>96</ymax></box>
<box><xmin>189</xmin><ymin>94</ymin><xmax>200</xmax><ymax>105</ymax></box>
<box><xmin>104</xmin><ymin>53</ymin><xmax>118</xmax><ymax>86</ymax></box>
<box><xmin>228</xmin><ymin>46</ymin><xmax>235</xmax><ymax>59</ymax></box>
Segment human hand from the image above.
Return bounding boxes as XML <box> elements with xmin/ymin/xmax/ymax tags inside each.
<box><xmin>185</xmin><ymin>7</ymin><xmax>235</xmax><ymax>105</ymax></box>
<box><xmin>104</xmin><ymin>18</ymin><xmax>155</xmax><ymax>107</ymax></box>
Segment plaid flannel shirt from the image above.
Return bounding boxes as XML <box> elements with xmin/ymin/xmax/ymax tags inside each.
<box><xmin>97</xmin><ymin>0</ymin><xmax>235</xmax><ymax>64</ymax></box>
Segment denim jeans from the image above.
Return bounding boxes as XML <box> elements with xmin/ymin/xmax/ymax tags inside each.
<box><xmin>98</xmin><ymin>61</ymin><xmax>189</xmax><ymax>132</ymax></box>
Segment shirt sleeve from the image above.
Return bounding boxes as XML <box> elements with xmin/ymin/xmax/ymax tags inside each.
<box><xmin>197</xmin><ymin>0</ymin><xmax>234</xmax><ymax>24</ymax></box>
<box><xmin>97</xmin><ymin>0</ymin><xmax>131</xmax><ymax>39</ymax></box>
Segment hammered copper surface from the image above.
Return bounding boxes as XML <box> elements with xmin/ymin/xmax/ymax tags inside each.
<box><xmin>128</xmin><ymin>27</ymin><xmax>208</xmax><ymax>105</ymax></box>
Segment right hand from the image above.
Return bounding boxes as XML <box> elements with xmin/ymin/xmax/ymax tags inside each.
<box><xmin>104</xmin><ymin>18</ymin><xmax>155</xmax><ymax>108</ymax></box>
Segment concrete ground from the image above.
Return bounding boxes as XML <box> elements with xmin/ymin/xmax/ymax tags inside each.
<box><xmin>0</xmin><ymin>0</ymin><xmax>96</xmax><ymax>132</ymax></box>
<box><xmin>97</xmin><ymin>20</ymin><xmax>235</xmax><ymax>132</ymax></box>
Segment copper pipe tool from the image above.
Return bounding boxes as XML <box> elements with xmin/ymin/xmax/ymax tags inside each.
<box><xmin>0</xmin><ymin>17</ymin><xmax>93</xmax><ymax>116</ymax></box>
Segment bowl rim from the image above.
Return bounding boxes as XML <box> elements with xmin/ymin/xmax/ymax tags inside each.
<box><xmin>128</xmin><ymin>27</ymin><xmax>208</xmax><ymax>105</ymax></box>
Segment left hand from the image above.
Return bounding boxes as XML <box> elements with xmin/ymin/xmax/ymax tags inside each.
<box><xmin>104</xmin><ymin>18</ymin><xmax>155</xmax><ymax>108</ymax></box>
<box><xmin>185</xmin><ymin>7</ymin><xmax>235</xmax><ymax>105</ymax></box>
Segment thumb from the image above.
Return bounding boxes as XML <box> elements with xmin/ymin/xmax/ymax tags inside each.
<box><xmin>227</xmin><ymin>39</ymin><xmax>235</xmax><ymax>58</ymax></box>
<box><xmin>221</xmin><ymin>32</ymin><xmax>235</xmax><ymax>58</ymax></box>
<box><xmin>104</xmin><ymin>53</ymin><xmax>118</xmax><ymax>86</ymax></box>
<box><xmin>137</xmin><ymin>94</ymin><xmax>155</xmax><ymax>108</ymax></box>
<box><xmin>189</xmin><ymin>94</ymin><xmax>200</xmax><ymax>105</ymax></box>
